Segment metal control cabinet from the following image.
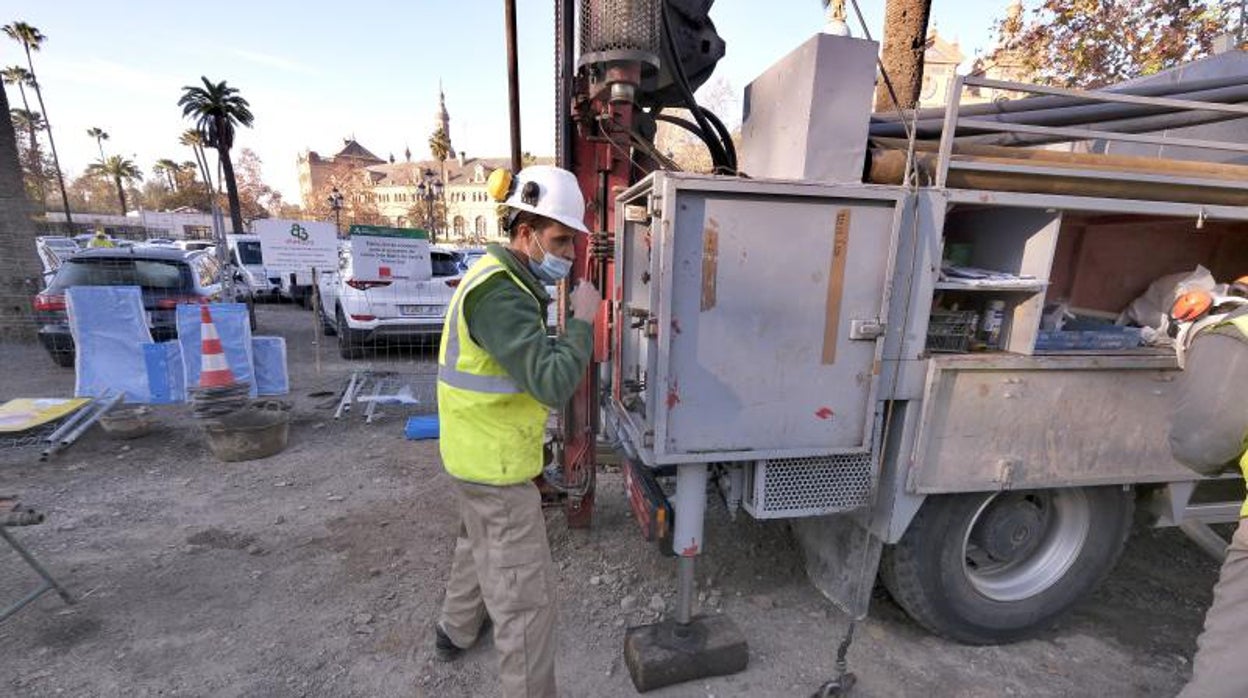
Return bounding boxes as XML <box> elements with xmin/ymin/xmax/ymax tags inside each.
<box><xmin>610</xmin><ymin>173</ymin><xmax>904</xmax><ymax>470</ymax></box>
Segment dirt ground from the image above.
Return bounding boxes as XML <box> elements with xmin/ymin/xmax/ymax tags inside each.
<box><xmin>0</xmin><ymin>303</ymin><xmax>1224</xmax><ymax>697</ymax></box>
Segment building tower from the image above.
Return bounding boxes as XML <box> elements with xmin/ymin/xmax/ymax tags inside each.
<box><xmin>434</xmin><ymin>81</ymin><xmax>456</xmax><ymax>159</ymax></box>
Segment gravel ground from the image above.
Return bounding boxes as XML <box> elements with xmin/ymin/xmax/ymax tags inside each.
<box><xmin>0</xmin><ymin>303</ymin><xmax>1223</xmax><ymax>697</ymax></box>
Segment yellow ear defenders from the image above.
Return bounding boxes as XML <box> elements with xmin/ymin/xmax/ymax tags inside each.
<box><xmin>486</xmin><ymin>167</ymin><xmax>542</xmax><ymax>207</ymax></box>
<box><xmin>489</xmin><ymin>169</ymin><xmax>543</xmax><ymax>234</ymax></box>
<box><xmin>486</xmin><ymin>168</ymin><xmax>514</xmax><ymax>202</ymax></box>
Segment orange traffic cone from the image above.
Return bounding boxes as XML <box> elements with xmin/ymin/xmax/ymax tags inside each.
<box><xmin>198</xmin><ymin>305</ymin><xmax>238</xmax><ymax>388</ymax></box>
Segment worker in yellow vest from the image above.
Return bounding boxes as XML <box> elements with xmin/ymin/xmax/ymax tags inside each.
<box><xmin>1169</xmin><ymin>290</ymin><xmax>1248</xmax><ymax>698</ymax></box>
<box><xmin>433</xmin><ymin>165</ymin><xmax>600</xmax><ymax>697</ymax></box>
<box><xmin>87</xmin><ymin>229</ymin><xmax>115</xmax><ymax>248</ymax></box>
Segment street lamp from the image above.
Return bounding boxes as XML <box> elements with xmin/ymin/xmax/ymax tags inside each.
<box><xmin>416</xmin><ymin>167</ymin><xmax>443</xmax><ymax>244</ymax></box>
<box><xmin>328</xmin><ymin>187</ymin><xmax>344</xmax><ymax>237</ymax></box>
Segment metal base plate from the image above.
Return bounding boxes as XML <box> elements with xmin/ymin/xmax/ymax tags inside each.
<box><xmin>623</xmin><ymin>615</ymin><xmax>749</xmax><ymax>693</ymax></box>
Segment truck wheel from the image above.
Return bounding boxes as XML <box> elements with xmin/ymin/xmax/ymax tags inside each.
<box><xmin>879</xmin><ymin>486</ymin><xmax>1133</xmax><ymax>645</ymax></box>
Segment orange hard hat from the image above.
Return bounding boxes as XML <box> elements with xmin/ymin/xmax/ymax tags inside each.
<box><xmin>1171</xmin><ymin>290</ymin><xmax>1213</xmax><ymax>322</ymax></box>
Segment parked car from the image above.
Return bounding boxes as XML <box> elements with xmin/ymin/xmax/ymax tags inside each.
<box><xmin>175</xmin><ymin>240</ymin><xmax>215</xmax><ymax>252</ymax></box>
<box><xmin>37</xmin><ymin>235</ymin><xmax>80</xmax><ymax>258</ymax></box>
<box><xmin>33</xmin><ymin>247</ymin><xmax>254</xmax><ymax>367</ymax></box>
<box><xmin>34</xmin><ymin>236</ymin><xmax>80</xmax><ymax>280</ymax></box>
<box><xmin>456</xmin><ymin>246</ymin><xmax>560</xmax><ymax>326</ymax></box>
<box><xmin>458</xmin><ymin>247</ymin><xmax>486</xmax><ymax>272</ymax></box>
<box><xmin>226</xmin><ymin>233</ymin><xmax>281</xmax><ymax>300</ymax></box>
<box><xmin>146</xmin><ymin>238</ymin><xmax>177</xmax><ymax>246</ymax></box>
<box><xmin>316</xmin><ymin>245</ymin><xmax>463</xmax><ymax>358</ymax></box>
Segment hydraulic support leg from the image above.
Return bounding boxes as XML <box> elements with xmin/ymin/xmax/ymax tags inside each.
<box><xmin>624</xmin><ymin>463</ymin><xmax>748</xmax><ymax>692</ymax></box>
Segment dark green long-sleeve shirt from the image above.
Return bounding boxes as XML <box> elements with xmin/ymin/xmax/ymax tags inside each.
<box><xmin>462</xmin><ymin>244</ymin><xmax>593</xmax><ymax>409</ymax></box>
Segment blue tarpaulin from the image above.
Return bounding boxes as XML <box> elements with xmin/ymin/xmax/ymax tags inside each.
<box><xmin>67</xmin><ymin>286</ymin><xmax>153</xmax><ymax>402</ymax></box>
<box><xmin>176</xmin><ymin>303</ymin><xmax>257</xmax><ymax>397</ymax></box>
<box><xmin>251</xmin><ymin>336</ymin><xmax>289</xmax><ymax>396</ymax></box>
<box><xmin>142</xmin><ymin>341</ymin><xmax>186</xmax><ymax>404</ymax></box>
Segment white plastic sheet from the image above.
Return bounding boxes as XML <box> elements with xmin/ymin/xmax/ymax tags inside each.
<box><xmin>1121</xmin><ymin>265</ymin><xmax>1218</xmax><ymax>345</ymax></box>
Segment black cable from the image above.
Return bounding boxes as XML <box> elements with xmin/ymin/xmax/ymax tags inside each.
<box><xmin>660</xmin><ymin>0</ymin><xmax>730</xmax><ymax>171</ymax></box>
<box><xmin>698</xmin><ymin>106</ymin><xmax>737</xmax><ymax>171</ymax></box>
<box><xmin>653</xmin><ymin>112</ymin><xmax>727</xmax><ymax>166</ymax></box>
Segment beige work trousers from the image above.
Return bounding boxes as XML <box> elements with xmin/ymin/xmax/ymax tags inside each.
<box><xmin>439</xmin><ymin>478</ymin><xmax>557</xmax><ymax>698</ymax></box>
<box><xmin>1180</xmin><ymin>518</ymin><xmax>1248</xmax><ymax>698</ymax></box>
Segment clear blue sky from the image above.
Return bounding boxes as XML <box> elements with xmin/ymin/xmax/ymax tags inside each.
<box><xmin>3</xmin><ymin>0</ymin><xmax>1012</xmax><ymax>205</ymax></box>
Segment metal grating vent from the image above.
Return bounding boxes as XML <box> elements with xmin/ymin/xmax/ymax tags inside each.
<box><xmin>744</xmin><ymin>454</ymin><xmax>875</xmax><ymax>520</ymax></box>
<box><xmin>577</xmin><ymin>0</ymin><xmax>662</xmax><ymax>68</ymax></box>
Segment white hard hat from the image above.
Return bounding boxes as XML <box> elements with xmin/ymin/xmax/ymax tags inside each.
<box><xmin>488</xmin><ymin>165</ymin><xmax>589</xmax><ymax>234</ymax></box>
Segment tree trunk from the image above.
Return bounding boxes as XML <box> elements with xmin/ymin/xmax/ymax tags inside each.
<box><xmin>12</xmin><ymin>82</ymin><xmax>44</xmax><ymax>209</ymax></box>
<box><xmin>875</xmin><ymin>0</ymin><xmax>933</xmax><ymax>112</ymax></box>
<box><xmin>114</xmin><ymin>175</ymin><xmax>127</xmax><ymax>215</ymax></box>
<box><xmin>0</xmin><ymin>85</ymin><xmax>42</xmax><ymax>342</ymax></box>
<box><xmin>24</xmin><ymin>46</ymin><xmax>72</xmax><ymax>226</ymax></box>
<box><xmin>218</xmin><ymin>145</ymin><xmax>245</xmax><ymax>236</ymax></box>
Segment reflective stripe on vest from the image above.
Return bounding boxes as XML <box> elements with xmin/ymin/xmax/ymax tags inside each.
<box><xmin>436</xmin><ymin>251</ymin><xmax>548</xmax><ymax>486</ymax></box>
<box><xmin>437</xmin><ymin>266</ymin><xmax>523</xmax><ymax>394</ymax></box>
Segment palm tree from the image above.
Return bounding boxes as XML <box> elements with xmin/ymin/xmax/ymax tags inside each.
<box><xmin>1</xmin><ymin>67</ymin><xmax>36</xmax><ymax>155</ymax></box>
<box><xmin>177</xmin><ymin>160</ymin><xmax>200</xmax><ymax>189</ymax></box>
<box><xmin>3</xmin><ymin>21</ymin><xmax>71</xmax><ymax>224</ymax></box>
<box><xmin>2</xmin><ymin>66</ymin><xmax>42</xmax><ymax>206</ymax></box>
<box><xmin>86</xmin><ymin>127</ymin><xmax>109</xmax><ymax>161</ymax></box>
<box><xmin>178</xmin><ymin>129</ymin><xmax>212</xmax><ymax>189</ymax></box>
<box><xmin>0</xmin><ymin>83</ymin><xmax>40</xmax><ymax>341</ymax></box>
<box><xmin>429</xmin><ymin>125</ymin><xmax>451</xmax><ymax>185</ymax></box>
<box><xmin>9</xmin><ymin>108</ymin><xmax>44</xmax><ymax>134</ymax></box>
<box><xmin>873</xmin><ymin>0</ymin><xmax>933</xmax><ymax>111</ymax></box>
<box><xmin>86</xmin><ymin>155</ymin><xmax>142</xmax><ymax>215</ymax></box>
<box><xmin>153</xmin><ymin>158</ymin><xmax>180</xmax><ymax>190</ymax></box>
<box><xmin>178</xmin><ymin>77</ymin><xmax>254</xmax><ymax>236</ymax></box>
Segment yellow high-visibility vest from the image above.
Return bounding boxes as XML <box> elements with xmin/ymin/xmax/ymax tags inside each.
<box><xmin>436</xmin><ymin>251</ymin><xmax>548</xmax><ymax>485</ymax></box>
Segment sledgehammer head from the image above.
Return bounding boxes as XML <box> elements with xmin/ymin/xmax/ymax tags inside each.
<box><xmin>623</xmin><ymin>615</ymin><xmax>749</xmax><ymax>693</ymax></box>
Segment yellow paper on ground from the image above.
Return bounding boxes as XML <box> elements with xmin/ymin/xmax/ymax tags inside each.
<box><xmin>0</xmin><ymin>398</ymin><xmax>90</xmax><ymax>433</ymax></box>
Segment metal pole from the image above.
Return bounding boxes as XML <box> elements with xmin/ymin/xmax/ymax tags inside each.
<box><xmin>672</xmin><ymin>463</ymin><xmax>708</xmax><ymax>626</ymax></box>
<box><xmin>556</xmin><ymin>0</ymin><xmax>574</xmax><ymax>169</ymax></box>
<box><xmin>504</xmin><ymin>0</ymin><xmax>523</xmax><ymax>172</ymax></box>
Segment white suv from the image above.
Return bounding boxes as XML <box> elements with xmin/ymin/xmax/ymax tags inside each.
<box><xmin>317</xmin><ymin>244</ymin><xmax>464</xmax><ymax>358</ymax></box>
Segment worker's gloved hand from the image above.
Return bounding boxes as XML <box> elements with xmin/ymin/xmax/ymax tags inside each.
<box><xmin>570</xmin><ymin>280</ymin><xmax>602</xmax><ymax>322</ymax></box>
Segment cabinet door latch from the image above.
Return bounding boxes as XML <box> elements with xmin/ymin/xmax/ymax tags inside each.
<box><xmin>849</xmin><ymin>319</ymin><xmax>886</xmax><ymax>340</ymax></box>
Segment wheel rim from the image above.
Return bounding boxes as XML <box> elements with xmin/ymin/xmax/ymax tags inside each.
<box><xmin>960</xmin><ymin>489</ymin><xmax>1091</xmax><ymax>602</ymax></box>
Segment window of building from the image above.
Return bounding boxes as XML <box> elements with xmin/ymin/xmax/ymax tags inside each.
<box><xmin>453</xmin><ymin>216</ymin><xmax>466</xmax><ymax>236</ymax></box>
<box><xmin>474</xmin><ymin>215</ymin><xmax>487</xmax><ymax>238</ymax></box>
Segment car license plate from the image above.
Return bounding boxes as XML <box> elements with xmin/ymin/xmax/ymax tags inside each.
<box><xmin>399</xmin><ymin>304</ymin><xmax>441</xmax><ymax>316</ymax></box>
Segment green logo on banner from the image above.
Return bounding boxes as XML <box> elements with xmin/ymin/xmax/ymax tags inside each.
<box><xmin>289</xmin><ymin>223</ymin><xmax>309</xmax><ymax>242</ymax></box>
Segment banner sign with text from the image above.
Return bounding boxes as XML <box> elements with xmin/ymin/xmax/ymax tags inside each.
<box><xmin>254</xmin><ymin>219</ymin><xmax>338</xmax><ymax>277</ymax></box>
<box><xmin>348</xmin><ymin>225</ymin><xmax>432</xmax><ymax>282</ymax></box>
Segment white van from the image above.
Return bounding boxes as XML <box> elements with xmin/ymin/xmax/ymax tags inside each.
<box><xmin>226</xmin><ymin>234</ymin><xmax>280</xmax><ymax>299</ymax></box>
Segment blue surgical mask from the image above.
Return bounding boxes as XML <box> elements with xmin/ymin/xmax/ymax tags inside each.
<box><xmin>529</xmin><ymin>236</ymin><xmax>572</xmax><ymax>283</ymax></box>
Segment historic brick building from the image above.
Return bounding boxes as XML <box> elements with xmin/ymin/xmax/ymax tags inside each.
<box><xmin>297</xmin><ymin>89</ymin><xmax>543</xmax><ymax>240</ymax></box>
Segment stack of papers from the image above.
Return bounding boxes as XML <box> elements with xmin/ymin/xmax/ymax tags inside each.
<box><xmin>940</xmin><ymin>265</ymin><xmax>1042</xmax><ymax>288</ymax></box>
